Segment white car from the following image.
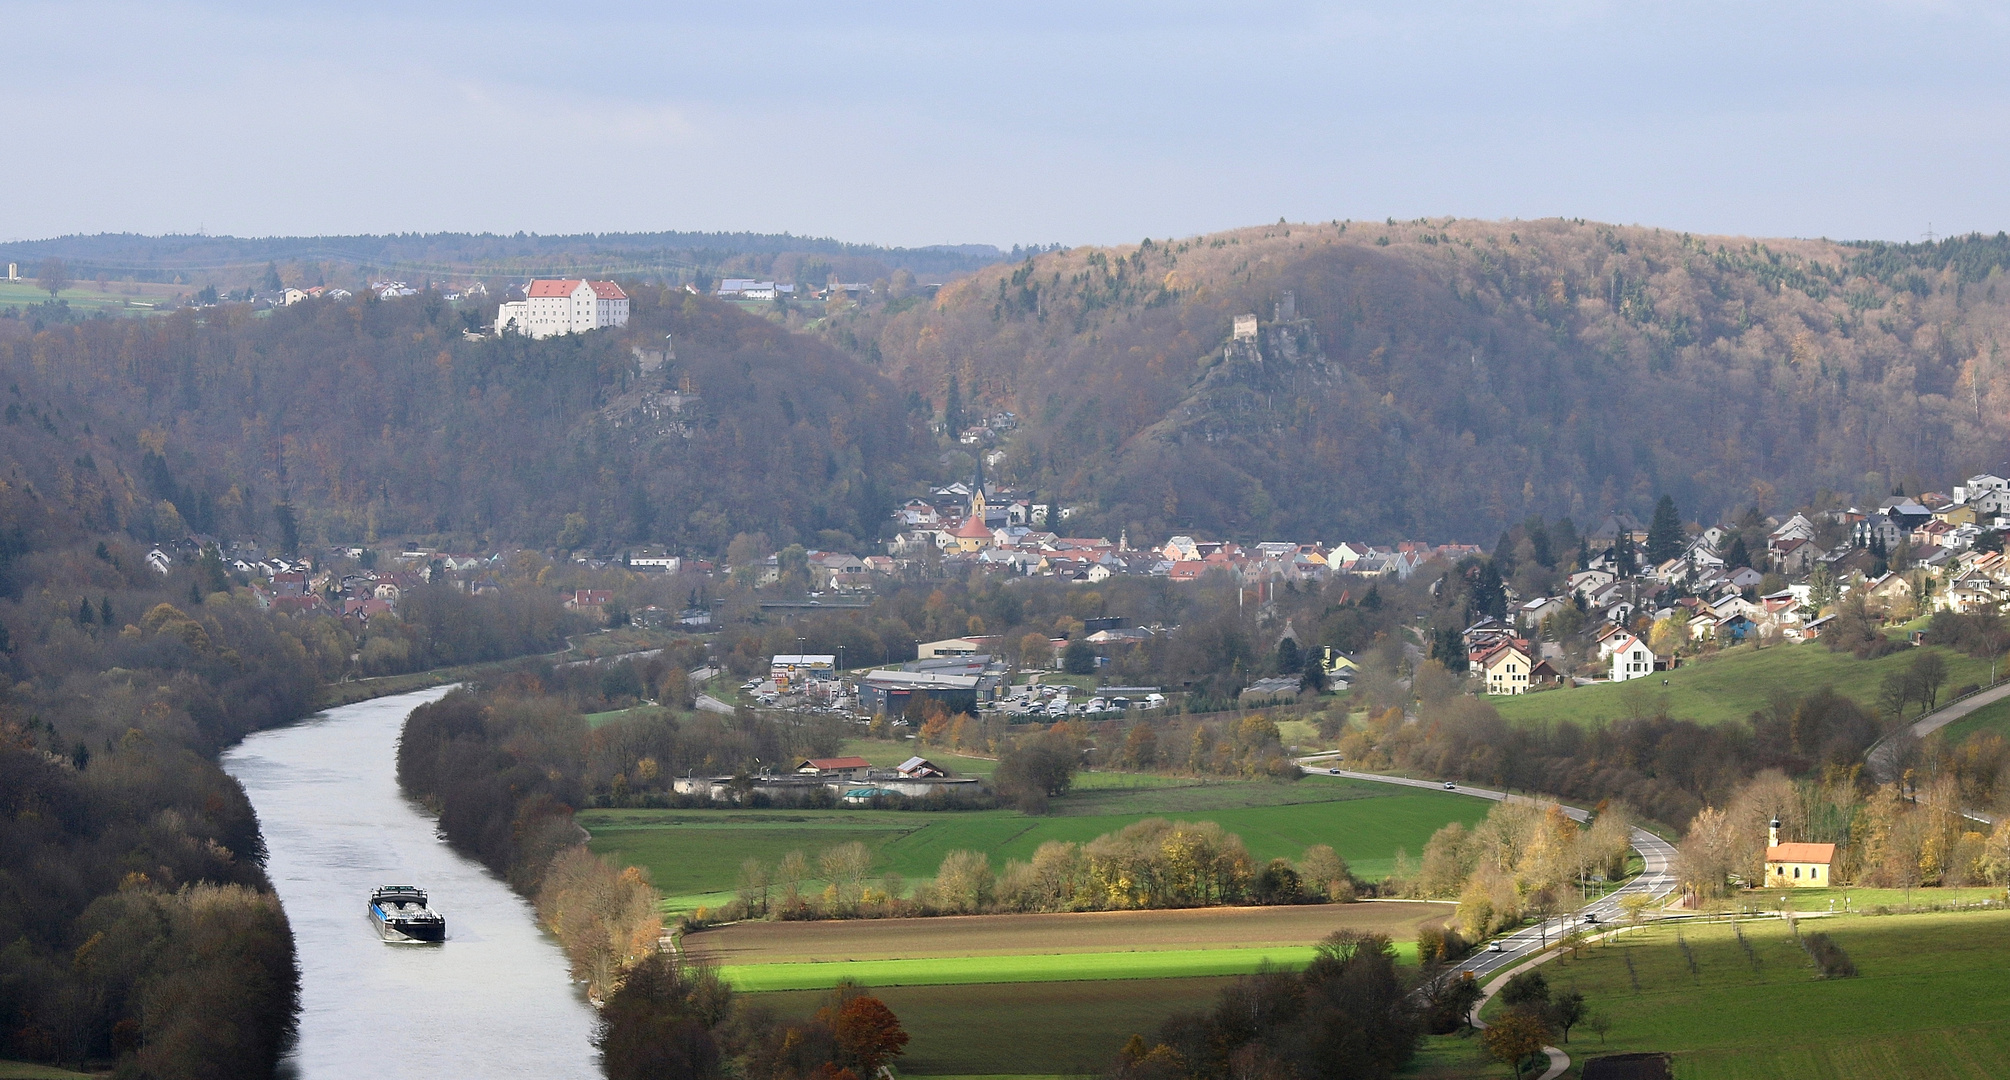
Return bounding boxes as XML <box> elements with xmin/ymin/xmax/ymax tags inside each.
<box><xmin>1488</xmin><ymin>940</ymin><xmax>1508</xmax><ymax>953</ymax></box>
<box><xmin>1443</xmin><ymin>781</ymin><xmax>1457</xmax><ymax>789</ymax></box>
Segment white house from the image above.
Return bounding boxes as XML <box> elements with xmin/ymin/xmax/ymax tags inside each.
<box><xmin>1609</xmin><ymin>634</ymin><xmax>1656</xmax><ymax>682</ymax></box>
<box><xmin>495</xmin><ymin>279</ymin><xmax>630</xmax><ymax>339</ymax></box>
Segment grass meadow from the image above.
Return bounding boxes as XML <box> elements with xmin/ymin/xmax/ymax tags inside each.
<box><xmin>0</xmin><ymin>280</ymin><xmax>180</xmax><ymax>316</ymax></box>
<box><xmin>1464</xmin><ymin>909</ymin><xmax>2010</xmax><ymax>1079</ymax></box>
<box><xmin>581</xmin><ymin>776</ymin><xmax>1487</xmax><ymax>911</ymax></box>
<box><xmin>1491</xmin><ymin>641</ymin><xmax>1993</xmax><ymax>728</ymax></box>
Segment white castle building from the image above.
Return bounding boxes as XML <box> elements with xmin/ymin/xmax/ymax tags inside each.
<box><xmin>494</xmin><ymin>279</ymin><xmax>630</xmax><ymax>339</ymax></box>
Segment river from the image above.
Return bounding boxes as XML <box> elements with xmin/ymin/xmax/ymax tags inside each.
<box><xmin>222</xmin><ymin>686</ymin><xmax>602</xmax><ymax>1079</ymax></box>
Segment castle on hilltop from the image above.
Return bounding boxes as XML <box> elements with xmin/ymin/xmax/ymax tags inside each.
<box><xmin>494</xmin><ymin>279</ymin><xmax>630</xmax><ymax>339</ymax></box>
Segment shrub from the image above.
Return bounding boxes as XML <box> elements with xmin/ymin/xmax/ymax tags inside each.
<box><xmin>1800</xmin><ymin>932</ymin><xmax>1858</xmax><ymax>978</ymax></box>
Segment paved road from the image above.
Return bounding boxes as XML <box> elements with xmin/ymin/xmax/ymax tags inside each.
<box><xmin>695</xmin><ymin>693</ymin><xmax>736</xmax><ymax>714</ymax></box>
<box><xmin>1867</xmin><ymin>678</ymin><xmax>2010</xmax><ymax>784</ymax></box>
<box><xmin>1295</xmin><ymin>759</ymin><xmax>1680</xmax><ymax>984</ymax></box>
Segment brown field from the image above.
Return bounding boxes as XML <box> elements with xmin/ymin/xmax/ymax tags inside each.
<box><xmin>685</xmin><ymin>900</ymin><xmax>1452</xmax><ymax>966</ymax></box>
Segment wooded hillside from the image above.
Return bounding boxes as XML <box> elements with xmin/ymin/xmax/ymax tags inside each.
<box><xmin>838</xmin><ymin>220</ymin><xmax>2010</xmax><ymax>541</ymax></box>
<box><xmin>0</xmin><ymin>287</ymin><xmax>931</xmax><ymax>554</ymax></box>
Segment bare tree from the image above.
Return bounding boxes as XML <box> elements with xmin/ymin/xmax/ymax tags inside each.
<box><xmin>38</xmin><ymin>257</ymin><xmax>70</xmax><ymax>299</ymax></box>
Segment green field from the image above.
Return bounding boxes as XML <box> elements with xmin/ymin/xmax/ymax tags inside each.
<box><xmin>754</xmin><ymin>976</ymin><xmax>1233</xmax><ymax>1076</ymax></box>
<box><xmin>0</xmin><ymin>1062</ymin><xmax>96</xmax><ymax>1080</ymax></box>
<box><xmin>1492</xmin><ymin>642</ymin><xmax>1993</xmax><ymax>727</ymax></box>
<box><xmin>1473</xmin><ymin>910</ymin><xmax>2010</xmax><ymax>1079</ymax></box>
<box><xmin>719</xmin><ymin>942</ymin><xmax>1418</xmax><ymax>991</ymax></box>
<box><xmin>1724</xmin><ymin>885</ymin><xmax>2004</xmax><ymax>914</ymax></box>
<box><xmin>0</xmin><ymin>279</ymin><xmax>181</xmax><ymax>316</ymax></box>
<box><xmin>583</xmin><ymin>776</ymin><xmax>1487</xmax><ymax>910</ymax></box>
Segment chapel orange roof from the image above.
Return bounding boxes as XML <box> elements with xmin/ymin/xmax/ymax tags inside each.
<box><xmin>1766</xmin><ymin>842</ymin><xmax>1835</xmax><ymax>864</ymax></box>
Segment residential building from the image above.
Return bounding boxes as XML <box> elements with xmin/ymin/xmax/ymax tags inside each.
<box><xmin>1609</xmin><ymin>634</ymin><xmax>1656</xmax><ymax>682</ymax></box>
<box><xmin>1478</xmin><ymin>640</ymin><xmax>1534</xmax><ymax>695</ymax></box>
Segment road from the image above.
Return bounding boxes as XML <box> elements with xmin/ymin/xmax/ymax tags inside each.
<box><xmin>1867</xmin><ymin>678</ymin><xmax>2010</xmax><ymax>784</ymax></box>
<box><xmin>1295</xmin><ymin>759</ymin><xmax>1680</xmax><ymax>984</ymax></box>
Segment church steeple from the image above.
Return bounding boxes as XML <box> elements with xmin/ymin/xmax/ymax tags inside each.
<box><xmin>970</xmin><ymin>454</ymin><xmax>988</xmax><ymax>521</ymax></box>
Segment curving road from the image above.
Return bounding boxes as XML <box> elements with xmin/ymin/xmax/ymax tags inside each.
<box><xmin>1295</xmin><ymin>758</ymin><xmax>1680</xmax><ymax>984</ymax></box>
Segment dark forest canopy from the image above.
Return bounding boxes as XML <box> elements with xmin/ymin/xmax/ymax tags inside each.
<box><xmin>832</xmin><ymin>219</ymin><xmax>2010</xmax><ymax>543</ymax></box>
<box><xmin>0</xmin><ymin>287</ymin><xmax>932</xmax><ymax>555</ymax></box>
<box><xmin>0</xmin><ymin>230</ymin><xmax>1013</xmax><ymax>291</ymax></box>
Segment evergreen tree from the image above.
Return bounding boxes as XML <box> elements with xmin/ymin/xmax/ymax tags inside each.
<box><xmin>262</xmin><ymin>261</ymin><xmax>284</xmax><ymax>292</ymax></box>
<box><xmin>1492</xmin><ymin>529</ymin><xmax>1517</xmax><ymax>576</ymax></box>
<box><xmin>99</xmin><ymin>597</ymin><xmax>112</xmax><ymax>625</ymax></box>
<box><xmin>1724</xmin><ymin>535</ymin><xmax>1751</xmax><ymax>569</ymax></box>
<box><xmin>1276</xmin><ymin>637</ymin><xmax>1302</xmax><ymax>674</ymax></box>
<box><xmin>1525</xmin><ymin>516</ymin><xmax>1554</xmax><ymax>569</ymax></box>
<box><xmin>273</xmin><ymin>501</ymin><xmax>300</xmax><ymax>557</ymax></box>
<box><xmin>1614</xmin><ymin>534</ymin><xmax>1639</xmax><ymax>578</ymax></box>
<box><xmin>1646</xmin><ymin>495</ymin><xmax>1683</xmax><ymax>564</ymax></box>
<box><xmin>1299</xmin><ymin>658</ymin><xmax>1328</xmax><ymax>694</ymax></box>
<box><xmin>1433</xmin><ymin>625</ymin><xmax>1466</xmax><ymax>668</ymax></box>
<box><xmin>77</xmin><ymin>597</ymin><xmax>94</xmax><ymax>624</ymax></box>
<box><xmin>1473</xmin><ymin>560</ymin><xmax>1507</xmax><ymax>621</ymax></box>
<box><xmin>943</xmin><ymin>374</ymin><xmax>964</xmax><ymax>438</ymax></box>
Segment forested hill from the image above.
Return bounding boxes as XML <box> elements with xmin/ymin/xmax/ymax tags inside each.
<box><xmin>834</xmin><ymin>220</ymin><xmax>2010</xmax><ymax>541</ymax></box>
<box><xmin>0</xmin><ymin>288</ymin><xmax>931</xmax><ymax>553</ymax></box>
<box><xmin>0</xmin><ymin>231</ymin><xmax>1010</xmax><ymax>292</ymax></box>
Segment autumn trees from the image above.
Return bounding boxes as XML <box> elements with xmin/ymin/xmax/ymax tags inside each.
<box><xmin>536</xmin><ymin>849</ymin><xmax>665</xmax><ymax>1000</ymax></box>
<box><xmin>1112</xmin><ymin>931</ymin><xmax>1420</xmax><ymax>1080</ymax></box>
<box><xmin>600</xmin><ymin>959</ymin><xmax>909</xmax><ymax>1080</ymax></box>
<box><xmin>1398</xmin><ymin>799</ymin><xmax>1635</xmax><ymax>940</ymax></box>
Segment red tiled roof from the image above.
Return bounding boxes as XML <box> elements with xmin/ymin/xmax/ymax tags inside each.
<box><xmin>1766</xmin><ymin>842</ymin><xmax>1835</xmax><ymax>864</ymax></box>
<box><xmin>804</xmin><ymin>757</ymin><xmax>871</xmax><ymax>770</ymax></box>
<box><xmin>525</xmin><ymin>279</ymin><xmax>627</xmax><ymax>299</ymax></box>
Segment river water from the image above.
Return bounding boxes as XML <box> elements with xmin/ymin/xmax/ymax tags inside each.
<box><xmin>222</xmin><ymin>686</ymin><xmax>602</xmax><ymax>1079</ymax></box>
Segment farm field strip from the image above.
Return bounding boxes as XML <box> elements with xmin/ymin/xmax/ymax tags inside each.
<box><xmin>750</xmin><ymin>977</ymin><xmax>1238</xmax><ymax>1076</ymax></box>
<box><xmin>582</xmin><ymin>781</ymin><xmax>1486</xmax><ymax>911</ymax></box>
<box><xmin>686</xmin><ymin>903</ymin><xmax>1451</xmax><ymax>965</ymax></box>
<box><xmin>716</xmin><ymin>943</ymin><xmax>1418</xmax><ymax>991</ymax></box>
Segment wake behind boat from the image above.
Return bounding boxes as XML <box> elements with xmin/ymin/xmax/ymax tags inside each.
<box><xmin>369</xmin><ymin>885</ymin><xmax>446</xmax><ymax>943</ymax></box>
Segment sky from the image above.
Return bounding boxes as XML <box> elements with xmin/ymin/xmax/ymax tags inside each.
<box><xmin>8</xmin><ymin>1</ymin><xmax>2010</xmax><ymax>249</ymax></box>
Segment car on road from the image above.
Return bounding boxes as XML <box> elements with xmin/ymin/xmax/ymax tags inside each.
<box><xmin>1328</xmin><ymin>768</ymin><xmax>1341</xmax><ymax>774</ymax></box>
<box><xmin>1487</xmin><ymin>940</ymin><xmax>1509</xmax><ymax>952</ymax></box>
<box><xmin>1582</xmin><ymin>913</ymin><xmax>1600</xmax><ymax>924</ymax></box>
<box><xmin>1443</xmin><ymin>781</ymin><xmax>1457</xmax><ymax>789</ymax></box>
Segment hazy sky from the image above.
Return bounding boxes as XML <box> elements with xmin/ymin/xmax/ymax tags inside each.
<box><xmin>10</xmin><ymin>1</ymin><xmax>2008</xmax><ymax>248</ymax></box>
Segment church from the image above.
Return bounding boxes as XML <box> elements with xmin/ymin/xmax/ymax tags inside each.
<box><xmin>1762</xmin><ymin>818</ymin><xmax>1835</xmax><ymax>888</ymax></box>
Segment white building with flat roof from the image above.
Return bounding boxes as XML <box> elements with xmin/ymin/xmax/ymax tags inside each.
<box><xmin>495</xmin><ymin>279</ymin><xmax>629</xmax><ymax>339</ymax></box>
